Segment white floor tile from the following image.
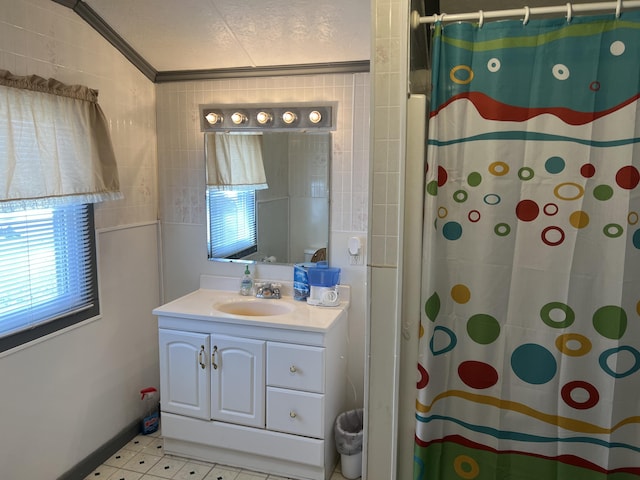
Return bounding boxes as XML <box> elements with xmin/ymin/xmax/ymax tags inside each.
<box><xmin>172</xmin><ymin>461</ymin><xmax>214</xmax><ymax>480</ymax></box>
<box><xmin>124</xmin><ymin>435</ymin><xmax>155</xmax><ymax>452</ymax></box>
<box><xmin>142</xmin><ymin>437</ymin><xmax>165</xmax><ymax>456</ymax></box>
<box><xmin>84</xmin><ymin>464</ymin><xmax>118</xmax><ymax>479</ymax></box>
<box><xmin>122</xmin><ymin>452</ymin><xmax>163</xmax><ymax>474</ymax></box>
<box><xmin>91</xmin><ymin>428</ymin><xmax>347</xmax><ymax>480</ymax></box>
<box><xmin>204</xmin><ymin>465</ymin><xmax>240</xmax><ymax>480</ymax></box>
<box><xmin>104</xmin><ymin>448</ymin><xmax>138</xmax><ymax>468</ymax></box>
<box><xmin>146</xmin><ymin>456</ymin><xmax>187</xmax><ymax>478</ymax></box>
<box><xmin>108</xmin><ymin>469</ymin><xmax>144</xmax><ymax>480</ymax></box>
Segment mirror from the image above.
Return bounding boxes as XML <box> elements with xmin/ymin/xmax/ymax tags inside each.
<box><xmin>206</xmin><ymin>131</ymin><xmax>330</xmax><ymax>265</ymax></box>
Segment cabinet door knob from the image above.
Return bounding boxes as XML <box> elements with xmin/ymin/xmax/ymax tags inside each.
<box><xmin>198</xmin><ymin>345</ymin><xmax>206</xmax><ymax>369</ymax></box>
<box><xmin>211</xmin><ymin>345</ymin><xmax>218</xmax><ymax>370</ymax></box>
<box><xmin>289</xmin><ymin>365</ymin><xmax>297</xmax><ymax>373</ymax></box>
<box><xmin>289</xmin><ymin>411</ymin><xmax>297</xmax><ymax>418</ymax></box>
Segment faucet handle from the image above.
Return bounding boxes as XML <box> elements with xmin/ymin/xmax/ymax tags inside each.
<box><xmin>254</xmin><ymin>282</ymin><xmax>266</xmax><ymax>297</ymax></box>
<box><xmin>255</xmin><ymin>282</ymin><xmax>282</xmax><ymax>299</ymax></box>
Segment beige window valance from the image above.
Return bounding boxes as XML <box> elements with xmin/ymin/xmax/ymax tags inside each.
<box><xmin>0</xmin><ymin>70</ymin><xmax>122</xmax><ymax>212</ymax></box>
<box><xmin>206</xmin><ymin>133</ymin><xmax>268</xmax><ymax>191</ymax></box>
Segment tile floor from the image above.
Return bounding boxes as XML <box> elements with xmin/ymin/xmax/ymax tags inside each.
<box><xmin>84</xmin><ymin>428</ymin><xmax>357</xmax><ymax>480</ymax></box>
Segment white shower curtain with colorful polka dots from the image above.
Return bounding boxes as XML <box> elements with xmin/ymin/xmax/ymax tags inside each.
<box><xmin>414</xmin><ymin>12</ymin><xmax>640</xmax><ymax>480</ymax></box>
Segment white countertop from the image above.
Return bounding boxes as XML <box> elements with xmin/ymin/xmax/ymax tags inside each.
<box><xmin>152</xmin><ymin>288</ymin><xmax>349</xmax><ymax>333</ymax></box>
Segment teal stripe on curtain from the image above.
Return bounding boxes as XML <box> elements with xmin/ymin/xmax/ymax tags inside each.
<box><xmin>415</xmin><ymin>10</ymin><xmax>640</xmax><ymax>480</ymax></box>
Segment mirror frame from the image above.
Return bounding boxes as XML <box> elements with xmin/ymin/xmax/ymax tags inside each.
<box><xmin>200</xmin><ymin>103</ymin><xmax>337</xmax><ymax>266</ymax></box>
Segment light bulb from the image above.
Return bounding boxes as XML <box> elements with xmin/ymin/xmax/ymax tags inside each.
<box><xmin>231</xmin><ymin>112</ymin><xmax>247</xmax><ymax>124</ymax></box>
<box><xmin>205</xmin><ymin>112</ymin><xmax>222</xmax><ymax>125</ymax></box>
<box><xmin>256</xmin><ymin>111</ymin><xmax>272</xmax><ymax>124</ymax></box>
<box><xmin>309</xmin><ymin>110</ymin><xmax>322</xmax><ymax>123</ymax></box>
<box><xmin>282</xmin><ymin>111</ymin><xmax>297</xmax><ymax>124</ymax></box>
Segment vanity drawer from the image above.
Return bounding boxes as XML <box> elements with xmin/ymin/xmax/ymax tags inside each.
<box><xmin>266</xmin><ymin>387</ymin><xmax>324</xmax><ymax>438</ymax></box>
<box><xmin>267</xmin><ymin>342</ymin><xmax>325</xmax><ymax>393</ymax></box>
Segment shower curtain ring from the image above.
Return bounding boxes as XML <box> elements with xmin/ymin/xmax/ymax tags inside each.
<box><xmin>522</xmin><ymin>6</ymin><xmax>530</xmax><ymax>25</ymax></box>
<box><xmin>566</xmin><ymin>2</ymin><xmax>573</xmax><ymax>23</ymax></box>
<box><xmin>615</xmin><ymin>0</ymin><xmax>622</xmax><ymax>18</ymax></box>
<box><xmin>478</xmin><ymin>10</ymin><xmax>484</xmax><ymax>28</ymax></box>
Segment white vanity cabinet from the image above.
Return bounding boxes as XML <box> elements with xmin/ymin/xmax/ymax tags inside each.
<box><xmin>153</xmin><ymin>288</ymin><xmax>349</xmax><ymax>480</ymax></box>
<box><xmin>159</xmin><ymin>331</ymin><xmax>265</xmax><ymax>427</ymax></box>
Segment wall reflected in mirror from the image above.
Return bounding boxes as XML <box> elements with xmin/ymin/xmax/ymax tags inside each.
<box><xmin>206</xmin><ymin>131</ymin><xmax>330</xmax><ymax>266</ymax></box>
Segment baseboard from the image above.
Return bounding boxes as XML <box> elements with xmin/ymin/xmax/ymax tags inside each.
<box><xmin>57</xmin><ymin>419</ymin><xmax>141</xmax><ymax>480</ymax></box>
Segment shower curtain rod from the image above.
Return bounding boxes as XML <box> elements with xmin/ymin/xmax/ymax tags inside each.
<box><xmin>411</xmin><ymin>0</ymin><xmax>640</xmax><ymax>27</ymax></box>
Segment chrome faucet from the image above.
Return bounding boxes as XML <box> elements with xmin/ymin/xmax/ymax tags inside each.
<box><xmin>255</xmin><ymin>283</ymin><xmax>282</xmax><ymax>299</ymax></box>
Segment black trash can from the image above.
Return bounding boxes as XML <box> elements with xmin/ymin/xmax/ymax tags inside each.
<box><xmin>334</xmin><ymin>408</ymin><xmax>363</xmax><ymax>479</ymax></box>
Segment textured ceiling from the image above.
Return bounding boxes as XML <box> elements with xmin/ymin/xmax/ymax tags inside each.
<box><xmin>83</xmin><ymin>0</ymin><xmax>370</xmax><ymax>72</ymax></box>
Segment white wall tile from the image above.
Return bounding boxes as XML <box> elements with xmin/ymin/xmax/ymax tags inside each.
<box><xmin>156</xmin><ymin>73</ymin><xmax>369</xmax><ymax>235</ymax></box>
<box><xmin>367</xmin><ymin>0</ymin><xmax>410</xmax><ymax>479</ymax></box>
<box><xmin>0</xmin><ymin>0</ymin><xmax>157</xmax><ymax>230</ymax></box>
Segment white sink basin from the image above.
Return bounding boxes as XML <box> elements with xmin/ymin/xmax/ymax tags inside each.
<box><xmin>216</xmin><ymin>300</ymin><xmax>293</xmax><ymax>317</ymax></box>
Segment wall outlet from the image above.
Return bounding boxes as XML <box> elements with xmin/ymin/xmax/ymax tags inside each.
<box><xmin>349</xmin><ymin>254</ymin><xmax>363</xmax><ymax>265</ymax></box>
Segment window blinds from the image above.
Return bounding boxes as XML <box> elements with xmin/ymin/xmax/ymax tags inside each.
<box><xmin>0</xmin><ymin>204</ymin><xmax>98</xmax><ymax>339</ymax></box>
<box><xmin>207</xmin><ymin>189</ymin><xmax>257</xmax><ymax>258</ymax></box>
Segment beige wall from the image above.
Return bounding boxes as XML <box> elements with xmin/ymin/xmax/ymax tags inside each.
<box><xmin>0</xmin><ymin>1</ymin><xmax>160</xmax><ymax>478</ymax></box>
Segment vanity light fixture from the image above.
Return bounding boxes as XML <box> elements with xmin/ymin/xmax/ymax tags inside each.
<box><xmin>200</xmin><ymin>104</ymin><xmax>333</xmax><ymax>131</ymax></box>
<box><xmin>282</xmin><ymin>111</ymin><xmax>297</xmax><ymax>124</ymax></box>
<box><xmin>256</xmin><ymin>111</ymin><xmax>273</xmax><ymax>125</ymax></box>
<box><xmin>205</xmin><ymin>112</ymin><xmax>223</xmax><ymax>125</ymax></box>
<box><xmin>309</xmin><ymin>110</ymin><xmax>322</xmax><ymax>123</ymax></box>
<box><xmin>231</xmin><ymin>112</ymin><xmax>248</xmax><ymax>125</ymax></box>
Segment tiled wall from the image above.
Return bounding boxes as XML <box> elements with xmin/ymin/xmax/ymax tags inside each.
<box><xmin>368</xmin><ymin>0</ymin><xmax>410</xmax><ymax>479</ymax></box>
<box><xmin>156</xmin><ymin>74</ymin><xmax>369</xmax><ymax>236</ymax></box>
<box><xmin>0</xmin><ymin>0</ymin><xmax>158</xmax><ymax>230</ymax></box>
<box><xmin>0</xmin><ymin>1</ymin><xmax>160</xmax><ymax>479</ymax></box>
<box><xmin>371</xmin><ymin>0</ymin><xmax>406</xmax><ymax>268</ymax></box>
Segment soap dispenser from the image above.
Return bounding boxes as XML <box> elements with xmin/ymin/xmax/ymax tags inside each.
<box><xmin>240</xmin><ymin>265</ymin><xmax>254</xmax><ymax>296</ymax></box>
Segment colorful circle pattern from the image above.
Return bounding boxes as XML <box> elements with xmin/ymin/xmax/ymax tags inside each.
<box><xmin>420</xmin><ymin>284</ymin><xmax>638</xmax><ymax>413</ymax></box>
<box><xmin>430</xmin><ymin>152</ymin><xmax>640</xmax><ymax>248</ymax></box>
<box><xmin>454</xmin><ymin>455</ymin><xmax>480</xmax><ymax>479</ymax></box>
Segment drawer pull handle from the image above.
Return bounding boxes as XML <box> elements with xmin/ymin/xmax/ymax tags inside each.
<box><xmin>211</xmin><ymin>345</ymin><xmax>218</xmax><ymax>370</ymax></box>
<box><xmin>289</xmin><ymin>411</ymin><xmax>297</xmax><ymax>418</ymax></box>
<box><xmin>198</xmin><ymin>345</ymin><xmax>206</xmax><ymax>369</ymax></box>
<box><xmin>289</xmin><ymin>365</ymin><xmax>297</xmax><ymax>373</ymax></box>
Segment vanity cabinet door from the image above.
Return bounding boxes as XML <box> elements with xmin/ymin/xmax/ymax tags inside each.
<box><xmin>159</xmin><ymin>329</ymin><xmax>210</xmax><ymax>420</ymax></box>
<box><xmin>210</xmin><ymin>334</ymin><xmax>266</xmax><ymax>428</ymax></box>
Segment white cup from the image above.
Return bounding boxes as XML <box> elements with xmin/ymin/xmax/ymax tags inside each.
<box><xmin>321</xmin><ymin>288</ymin><xmax>339</xmax><ymax>305</ymax></box>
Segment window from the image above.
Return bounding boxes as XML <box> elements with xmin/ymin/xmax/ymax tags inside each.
<box><xmin>207</xmin><ymin>188</ymin><xmax>257</xmax><ymax>259</ymax></box>
<box><xmin>0</xmin><ymin>203</ymin><xmax>99</xmax><ymax>353</ymax></box>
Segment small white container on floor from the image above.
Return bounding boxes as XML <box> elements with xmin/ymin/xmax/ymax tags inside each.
<box><xmin>341</xmin><ymin>451</ymin><xmax>362</xmax><ymax>479</ymax></box>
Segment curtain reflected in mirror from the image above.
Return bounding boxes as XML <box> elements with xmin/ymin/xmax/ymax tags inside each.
<box><xmin>206</xmin><ymin>131</ymin><xmax>330</xmax><ymax>265</ymax></box>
